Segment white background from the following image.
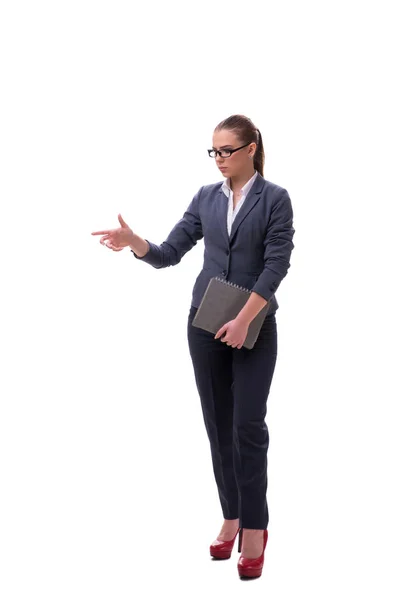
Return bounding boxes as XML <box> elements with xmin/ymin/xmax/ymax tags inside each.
<box><xmin>1</xmin><ymin>1</ymin><xmax>399</xmax><ymax>598</ymax></box>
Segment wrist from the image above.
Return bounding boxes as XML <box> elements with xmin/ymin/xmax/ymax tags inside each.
<box><xmin>129</xmin><ymin>234</ymin><xmax>149</xmax><ymax>257</ymax></box>
<box><xmin>235</xmin><ymin>313</ymin><xmax>251</xmax><ymax>327</ymax></box>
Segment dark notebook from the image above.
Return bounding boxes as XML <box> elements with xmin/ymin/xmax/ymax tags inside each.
<box><xmin>191</xmin><ymin>276</ymin><xmax>272</xmax><ymax>349</ymax></box>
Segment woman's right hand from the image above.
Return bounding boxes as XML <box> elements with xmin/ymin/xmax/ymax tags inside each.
<box><xmin>91</xmin><ymin>214</ymin><xmax>134</xmax><ymax>251</ymax></box>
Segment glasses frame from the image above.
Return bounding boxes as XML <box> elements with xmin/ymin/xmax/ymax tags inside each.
<box><xmin>207</xmin><ymin>142</ymin><xmax>252</xmax><ymax>159</ymax></box>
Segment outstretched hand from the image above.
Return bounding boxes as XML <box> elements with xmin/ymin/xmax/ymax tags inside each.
<box><xmin>215</xmin><ymin>318</ymin><xmax>249</xmax><ymax>350</ymax></box>
<box><xmin>91</xmin><ymin>214</ymin><xmax>134</xmax><ymax>251</ymax></box>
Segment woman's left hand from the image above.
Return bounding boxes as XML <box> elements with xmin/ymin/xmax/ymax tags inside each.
<box><xmin>215</xmin><ymin>318</ymin><xmax>249</xmax><ymax>349</ymax></box>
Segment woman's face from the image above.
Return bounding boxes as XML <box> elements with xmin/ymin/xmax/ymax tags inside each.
<box><xmin>212</xmin><ymin>129</ymin><xmax>256</xmax><ymax>179</ymax></box>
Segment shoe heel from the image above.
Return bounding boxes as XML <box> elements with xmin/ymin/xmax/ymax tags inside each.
<box><xmin>238</xmin><ymin>528</ymin><xmax>243</xmax><ymax>553</ymax></box>
<box><xmin>210</xmin><ymin>526</ymin><xmax>240</xmax><ymax>559</ymax></box>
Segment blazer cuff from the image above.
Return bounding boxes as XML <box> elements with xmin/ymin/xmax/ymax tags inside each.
<box><xmin>130</xmin><ymin>240</ymin><xmax>162</xmax><ymax>268</ymax></box>
<box><xmin>251</xmin><ymin>275</ymin><xmax>280</xmax><ymax>302</ymax></box>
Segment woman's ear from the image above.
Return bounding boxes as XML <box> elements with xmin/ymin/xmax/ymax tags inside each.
<box><xmin>249</xmin><ymin>142</ymin><xmax>257</xmax><ymax>158</ymax></box>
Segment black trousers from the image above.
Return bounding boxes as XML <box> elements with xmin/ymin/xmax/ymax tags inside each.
<box><xmin>187</xmin><ymin>305</ymin><xmax>278</xmax><ymax>530</ymax></box>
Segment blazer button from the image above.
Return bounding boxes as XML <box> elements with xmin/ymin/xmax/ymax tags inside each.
<box><xmin>226</xmin><ymin>249</ymin><xmax>229</xmax><ymax>255</ymax></box>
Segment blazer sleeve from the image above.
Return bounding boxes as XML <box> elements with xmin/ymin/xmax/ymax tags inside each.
<box><xmin>251</xmin><ymin>188</ymin><xmax>295</xmax><ymax>302</ymax></box>
<box><xmin>130</xmin><ymin>186</ymin><xmax>204</xmax><ymax>268</ymax></box>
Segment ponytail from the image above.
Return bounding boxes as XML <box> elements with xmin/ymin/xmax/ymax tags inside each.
<box><xmin>254</xmin><ymin>128</ymin><xmax>265</xmax><ymax>177</ymax></box>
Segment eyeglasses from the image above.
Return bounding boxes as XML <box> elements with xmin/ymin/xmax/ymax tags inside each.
<box><xmin>207</xmin><ymin>142</ymin><xmax>251</xmax><ymax>159</ymax></box>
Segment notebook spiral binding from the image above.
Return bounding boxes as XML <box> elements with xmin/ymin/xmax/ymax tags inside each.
<box><xmin>214</xmin><ymin>276</ymin><xmax>250</xmax><ymax>294</ymax></box>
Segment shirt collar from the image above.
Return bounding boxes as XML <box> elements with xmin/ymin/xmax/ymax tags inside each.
<box><xmin>221</xmin><ymin>170</ymin><xmax>258</xmax><ymax>198</ymax></box>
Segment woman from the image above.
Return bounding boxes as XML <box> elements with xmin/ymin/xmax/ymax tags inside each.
<box><xmin>91</xmin><ymin>114</ymin><xmax>295</xmax><ymax>579</ymax></box>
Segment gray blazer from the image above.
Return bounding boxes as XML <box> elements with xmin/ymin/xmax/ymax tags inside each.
<box><xmin>131</xmin><ymin>172</ymin><xmax>295</xmax><ymax>315</ymax></box>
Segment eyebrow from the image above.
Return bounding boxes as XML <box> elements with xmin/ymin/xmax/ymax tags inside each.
<box><xmin>212</xmin><ymin>145</ymin><xmax>233</xmax><ymax>150</ymax></box>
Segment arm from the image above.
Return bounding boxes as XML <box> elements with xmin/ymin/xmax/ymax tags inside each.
<box><xmin>235</xmin><ymin>291</ymin><xmax>269</xmax><ymax>326</ymax></box>
<box><xmin>238</xmin><ymin>189</ymin><xmax>295</xmax><ymax>324</ymax></box>
<box><xmin>130</xmin><ymin>186</ymin><xmax>204</xmax><ymax>268</ymax></box>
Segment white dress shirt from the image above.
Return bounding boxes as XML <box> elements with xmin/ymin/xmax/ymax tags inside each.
<box><xmin>221</xmin><ymin>170</ymin><xmax>258</xmax><ymax>236</ymax></box>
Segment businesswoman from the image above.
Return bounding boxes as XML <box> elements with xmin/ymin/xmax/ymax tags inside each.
<box><xmin>91</xmin><ymin>114</ymin><xmax>295</xmax><ymax>579</ymax></box>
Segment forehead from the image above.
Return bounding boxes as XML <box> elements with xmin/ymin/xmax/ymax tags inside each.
<box><xmin>212</xmin><ymin>129</ymin><xmax>240</xmax><ymax>148</ymax></box>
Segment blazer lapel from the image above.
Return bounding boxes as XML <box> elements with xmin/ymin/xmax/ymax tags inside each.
<box><xmin>216</xmin><ymin>187</ymin><xmax>230</xmax><ymax>246</ymax></box>
<box><xmin>217</xmin><ymin>172</ymin><xmax>264</xmax><ymax>245</ymax></box>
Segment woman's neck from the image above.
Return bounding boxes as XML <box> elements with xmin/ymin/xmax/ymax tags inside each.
<box><xmin>229</xmin><ymin>169</ymin><xmax>257</xmax><ymax>192</ymax></box>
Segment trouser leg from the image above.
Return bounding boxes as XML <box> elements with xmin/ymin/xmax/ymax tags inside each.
<box><xmin>187</xmin><ymin>306</ymin><xmax>238</xmax><ymax>519</ymax></box>
<box><xmin>232</xmin><ymin>313</ymin><xmax>278</xmax><ymax>529</ymax></box>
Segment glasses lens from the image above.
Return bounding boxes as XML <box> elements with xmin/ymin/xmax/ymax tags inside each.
<box><xmin>208</xmin><ymin>149</ymin><xmax>232</xmax><ymax>158</ymax></box>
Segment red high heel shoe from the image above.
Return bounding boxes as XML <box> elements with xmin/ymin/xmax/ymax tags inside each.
<box><xmin>237</xmin><ymin>529</ymin><xmax>268</xmax><ymax>578</ymax></box>
<box><xmin>210</xmin><ymin>527</ymin><xmax>240</xmax><ymax>559</ymax></box>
